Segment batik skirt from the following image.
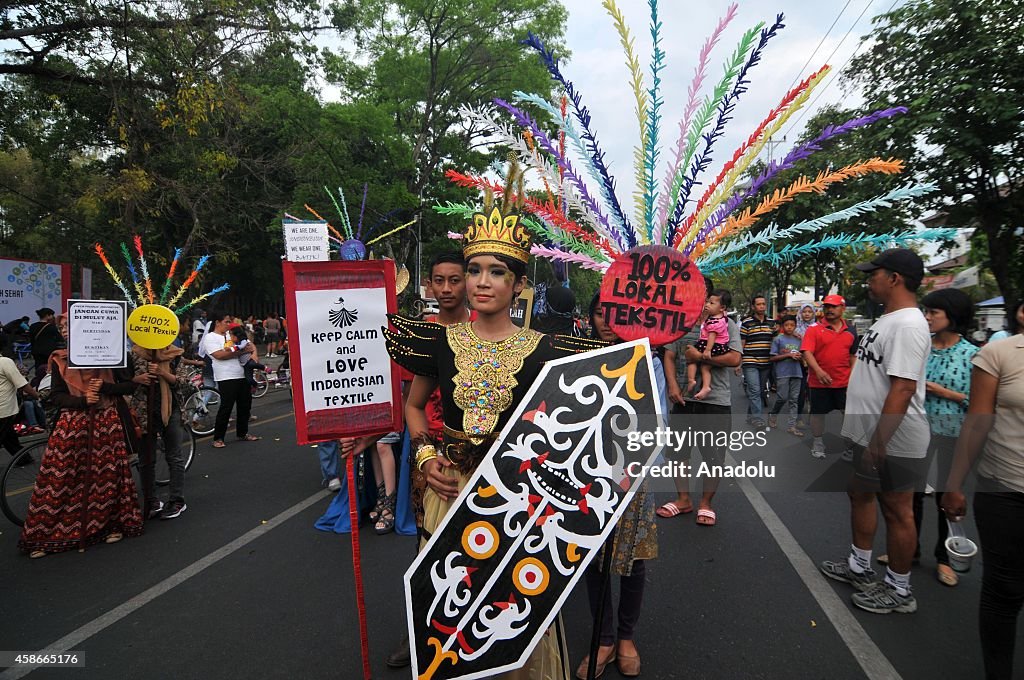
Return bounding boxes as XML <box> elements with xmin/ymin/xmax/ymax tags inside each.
<box><xmin>18</xmin><ymin>405</ymin><xmax>144</xmax><ymax>554</ymax></box>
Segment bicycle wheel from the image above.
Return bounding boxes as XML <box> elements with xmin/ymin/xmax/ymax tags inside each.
<box><xmin>251</xmin><ymin>369</ymin><xmax>269</xmax><ymax>399</ymax></box>
<box><xmin>155</xmin><ymin>423</ymin><xmax>196</xmax><ymax>487</ymax></box>
<box><xmin>2</xmin><ymin>441</ymin><xmax>46</xmax><ymax>526</ymax></box>
<box><xmin>183</xmin><ymin>387</ymin><xmax>219</xmax><ymax>436</ymax></box>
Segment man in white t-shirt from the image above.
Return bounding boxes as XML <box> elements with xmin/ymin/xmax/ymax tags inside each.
<box><xmin>202</xmin><ymin>310</ymin><xmax>260</xmax><ymax>448</ymax></box>
<box><xmin>820</xmin><ymin>248</ymin><xmax>931</xmax><ymax>615</ymax></box>
<box><xmin>1</xmin><ymin>356</ymin><xmax>40</xmax><ymax>457</ymax></box>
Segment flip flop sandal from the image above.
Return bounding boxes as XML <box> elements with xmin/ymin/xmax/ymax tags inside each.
<box><xmin>787</xmin><ymin>427</ymin><xmax>805</xmax><ymax>437</ymax></box>
<box><xmin>212</xmin><ymin>440</ymin><xmax>226</xmax><ymax>448</ymax></box>
<box><xmin>696</xmin><ymin>508</ymin><xmax>717</xmax><ymax>526</ymax></box>
<box><xmin>937</xmin><ymin>564</ymin><xmax>959</xmax><ymax>587</ymax></box>
<box><xmin>238</xmin><ymin>434</ymin><xmax>261</xmax><ymax>442</ymax></box>
<box><xmin>656</xmin><ymin>502</ymin><xmax>693</xmax><ymax>518</ymax></box>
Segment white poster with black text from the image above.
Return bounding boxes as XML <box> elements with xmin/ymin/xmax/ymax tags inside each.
<box><xmin>67</xmin><ymin>299</ymin><xmax>127</xmax><ymax>368</ymax></box>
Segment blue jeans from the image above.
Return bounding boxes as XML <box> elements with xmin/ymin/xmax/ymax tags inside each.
<box><xmin>318</xmin><ymin>440</ymin><xmax>340</xmax><ymax>483</ymax></box>
<box><xmin>21</xmin><ymin>399</ymin><xmax>45</xmax><ymax>428</ymax></box>
<box><xmin>769</xmin><ymin>376</ymin><xmax>801</xmax><ymax>427</ymax></box>
<box><xmin>743</xmin><ymin>364</ymin><xmax>771</xmax><ymax>421</ymax></box>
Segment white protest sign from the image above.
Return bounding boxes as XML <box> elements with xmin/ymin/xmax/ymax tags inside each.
<box><xmin>283</xmin><ymin>220</ymin><xmax>330</xmax><ymax>262</ymax></box>
<box><xmin>295</xmin><ymin>288</ymin><xmax>393</xmax><ymax>412</ymax></box>
<box><xmin>67</xmin><ymin>299</ymin><xmax>127</xmax><ymax>368</ymax></box>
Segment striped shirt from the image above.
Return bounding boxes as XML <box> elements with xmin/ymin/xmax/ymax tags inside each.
<box><xmin>740</xmin><ymin>315</ymin><xmax>778</xmax><ymax>366</ymax></box>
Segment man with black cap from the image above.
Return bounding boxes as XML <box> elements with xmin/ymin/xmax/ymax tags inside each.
<box><xmin>28</xmin><ymin>308</ymin><xmax>63</xmax><ymax>381</ymax></box>
<box><xmin>820</xmin><ymin>248</ymin><xmax>931</xmax><ymax>615</ymax></box>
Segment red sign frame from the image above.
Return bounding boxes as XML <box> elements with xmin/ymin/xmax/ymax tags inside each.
<box><xmin>282</xmin><ymin>260</ymin><xmax>402</xmax><ymax>444</ymax></box>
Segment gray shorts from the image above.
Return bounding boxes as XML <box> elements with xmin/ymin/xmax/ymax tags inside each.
<box><xmin>379</xmin><ymin>431</ymin><xmax>402</xmax><ymax>444</ymax></box>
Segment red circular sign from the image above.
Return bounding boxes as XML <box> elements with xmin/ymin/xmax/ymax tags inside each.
<box><xmin>599</xmin><ymin>245</ymin><xmax>706</xmax><ymax>345</ymax></box>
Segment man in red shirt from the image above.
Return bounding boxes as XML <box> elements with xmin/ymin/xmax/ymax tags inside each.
<box><xmin>801</xmin><ymin>294</ymin><xmax>858</xmax><ymax>458</ymax></box>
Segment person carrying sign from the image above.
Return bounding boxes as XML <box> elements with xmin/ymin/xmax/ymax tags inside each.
<box><xmin>384</xmin><ymin>166</ymin><xmax>603</xmax><ymax>679</ymax></box>
<box><xmin>18</xmin><ymin>314</ymin><xmax>146</xmax><ymax>558</ymax></box>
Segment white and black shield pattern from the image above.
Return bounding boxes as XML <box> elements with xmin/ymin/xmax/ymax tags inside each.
<box><xmin>405</xmin><ymin>339</ymin><xmax>664</xmax><ymax>680</ymax></box>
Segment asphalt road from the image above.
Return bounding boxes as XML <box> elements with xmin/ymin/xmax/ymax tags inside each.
<box><xmin>0</xmin><ymin>373</ymin><xmax>1019</xmax><ymax>680</ymax></box>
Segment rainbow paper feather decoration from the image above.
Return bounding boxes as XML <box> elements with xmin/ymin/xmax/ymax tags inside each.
<box><xmin>96</xmin><ymin>239</ymin><xmax>228</xmax><ymax>316</ymax></box>
<box><xmin>698</xmin><ymin>228</ymin><xmax>959</xmax><ymax>275</ymax></box>
<box><xmin>435</xmin><ymin>8</ymin><xmax>943</xmax><ymax>280</ymax></box>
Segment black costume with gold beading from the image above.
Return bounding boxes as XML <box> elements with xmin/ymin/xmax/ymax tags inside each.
<box><xmin>384</xmin><ymin>315</ymin><xmax>602</xmax><ymax>474</ymax></box>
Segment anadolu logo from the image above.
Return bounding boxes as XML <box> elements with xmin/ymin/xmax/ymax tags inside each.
<box><xmin>329</xmin><ymin>297</ymin><xmax>358</xmax><ymax>329</ymax></box>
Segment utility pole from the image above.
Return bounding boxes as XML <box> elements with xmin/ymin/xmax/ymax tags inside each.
<box><xmin>766</xmin><ymin>135</ymin><xmax>786</xmax><ymax>165</ymax></box>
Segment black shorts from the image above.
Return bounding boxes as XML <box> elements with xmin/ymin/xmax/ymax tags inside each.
<box><xmin>850</xmin><ymin>444</ymin><xmax>929</xmax><ymax>493</ymax></box>
<box><xmin>265</xmin><ymin>332</ymin><xmax>280</xmax><ymax>343</ymax></box>
<box><xmin>809</xmin><ymin>387</ymin><xmax>846</xmax><ymax>415</ymax></box>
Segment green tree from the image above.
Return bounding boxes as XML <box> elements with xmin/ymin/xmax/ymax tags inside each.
<box><xmin>326</xmin><ymin>0</ymin><xmax>568</xmax><ymax>278</ymax></box>
<box><xmin>846</xmin><ymin>0</ymin><xmax>1024</xmax><ymax>320</ymax></box>
<box><xmin>710</xmin><ymin>103</ymin><xmax>925</xmax><ymax>313</ymax></box>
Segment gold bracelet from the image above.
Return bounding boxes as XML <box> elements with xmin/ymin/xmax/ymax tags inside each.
<box><xmin>415</xmin><ymin>445</ymin><xmax>438</xmax><ymax>471</ymax></box>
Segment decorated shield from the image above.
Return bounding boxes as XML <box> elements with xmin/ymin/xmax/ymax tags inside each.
<box><xmin>405</xmin><ymin>339</ymin><xmax>664</xmax><ymax>680</ymax></box>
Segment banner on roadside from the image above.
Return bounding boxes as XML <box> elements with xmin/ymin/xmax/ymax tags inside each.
<box><xmin>283</xmin><ymin>260</ymin><xmax>401</xmax><ymax>444</ymax></box>
<box><xmin>0</xmin><ymin>257</ymin><xmax>72</xmax><ymax>322</ymax></box>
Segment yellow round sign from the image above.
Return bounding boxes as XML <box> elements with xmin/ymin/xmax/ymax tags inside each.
<box><xmin>127</xmin><ymin>304</ymin><xmax>180</xmax><ymax>349</ymax></box>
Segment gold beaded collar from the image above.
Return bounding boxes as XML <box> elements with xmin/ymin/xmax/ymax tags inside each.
<box><xmin>448</xmin><ymin>322</ymin><xmax>543</xmax><ymax>444</ymax></box>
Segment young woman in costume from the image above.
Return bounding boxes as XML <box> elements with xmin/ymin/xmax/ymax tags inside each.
<box><xmin>383</xmin><ymin>172</ymin><xmax>601</xmax><ymax>680</ymax></box>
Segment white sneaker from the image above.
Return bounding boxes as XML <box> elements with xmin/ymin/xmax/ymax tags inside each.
<box><xmin>328</xmin><ymin>478</ymin><xmax>342</xmax><ymax>492</ymax></box>
<box><xmin>812</xmin><ymin>440</ymin><xmax>826</xmax><ymax>459</ymax></box>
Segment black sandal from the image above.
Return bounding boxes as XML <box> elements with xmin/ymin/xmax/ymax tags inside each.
<box><xmin>374</xmin><ymin>492</ymin><xmax>397</xmax><ymax>535</ymax></box>
<box><xmin>369</xmin><ymin>483</ymin><xmax>386</xmax><ymax>522</ymax></box>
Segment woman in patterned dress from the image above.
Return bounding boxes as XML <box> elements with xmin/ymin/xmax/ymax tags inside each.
<box><xmin>19</xmin><ymin>315</ymin><xmax>147</xmax><ymax>558</ymax></box>
<box><xmin>384</xmin><ymin>181</ymin><xmax>601</xmax><ymax>680</ymax></box>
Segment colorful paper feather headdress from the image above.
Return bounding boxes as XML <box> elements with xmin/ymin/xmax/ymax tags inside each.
<box><xmin>462</xmin><ymin>161</ymin><xmax>533</xmax><ymax>264</ymax></box>
<box><xmin>437</xmin><ymin>2</ymin><xmax>956</xmax><ymax>275</ymax></box>
<box><xmin>93</xmin><ymin>238</ymin><xmax>229</xmax><ymax>315</ymax></box>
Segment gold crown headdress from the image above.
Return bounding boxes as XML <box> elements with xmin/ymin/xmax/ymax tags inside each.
<box><xmin>463</xmin><ymin>160</ymin><xmax>532</xmax><ymax>264</ymax></box>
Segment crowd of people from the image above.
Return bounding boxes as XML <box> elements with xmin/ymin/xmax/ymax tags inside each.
<box><xmin>306</xmin><ymin>242</ymin><xmax>1023</xmax><ymax>680</ymax></box>
<box><xmin>1</xmin><ymin>306</ymin><xmax>292</xmax><ymax>555</ymax></box>
<box><xmin>2</xmin><ymin>243</ymin><xmax>1022</xmax><ymax>679</ymax></box>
